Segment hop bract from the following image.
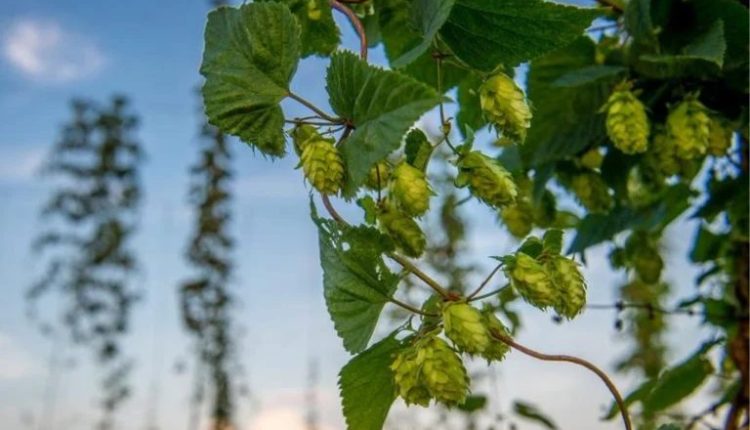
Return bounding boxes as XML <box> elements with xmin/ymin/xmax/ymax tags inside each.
<box><xmin>365</xmin><ymin>160</ymin><xmax>391</xmax><ymax>190</ymax></box>
<box><xmin>442</xmin><ymin>302</ymin><xmax>490</xmax><ymax>355</ymax></box>
<box><xmin>570</xmin><ymin>172</ymin><xmax>613</xmax><ymax>214</ymax></box>
<box><xmin>390</xmin><ymin>162</ymin><xmax>431</xmax><ymax>216</ymax></box>
<box><xmin>605</xmin><ymin>88</ymin><xmax>650</xmax><ymax>154</ymax></box>
<box><xmin>418</xmin><ymin>335</ymin><xmax>470</xmax><ymax>406</ymax></box>
<box><xmin>479</xmin><ymin>73</ymin><xmax>532</xmax><ymax>144</ymax></box>
<box><xmin>391</xmin><ymin>345</ymin><xmax>431</xmax><ymax>406</ymax></box>
<box><xmin>505</xmin><ymin>252</ymin><xmax>556</xmax><ymax>309</ymax></box>
<box><xmin>547</xmin><ymin>256</ymin><xmax>587</xmax><ymax>319</ymax></box>
<box><xmin>378</xmin><ymin>204</ymin><xmax>426</xmax><ymax>258</ymax></box>
<box><xmin>667</xmin><ymin>97</ymin><xmax>711</xmax><ymax>159</ymax></box>
<box><xmin>299</xmin><ymin>138</ymin><xmax>344</xmax><ymax>195</ymax></box>
<box><xmin>480</xmin><ymin>307</ymin><xmax>510</xmax><ymax>363</ymax></box>
<box><xmin>456</xmin><ymin>151</ymin><xmax>517</xmax><ymax>208</ymax></box>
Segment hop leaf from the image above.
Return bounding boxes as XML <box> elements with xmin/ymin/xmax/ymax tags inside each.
<box><xmin>442</xmin><ymin>302</ymin><xmax>490</xmax><ymax>355</ymax></box>
<box><xmin>504</xmin><ymin>253</ymin><xmax>556</xmax><ymax>310</ymax></box>
<box><xmin>299</xmin><ymin>137</ymin><xmax>345</xmax><ymax>194</ymax></box>
<box><xmin>569</xmin><ymin>172</ymin><xmax>613</xmax><ymax>214</ymax></box>
<box><xmin>391</xmin><ymin>334</ymin><xmax>470</xmax><ymax>407</ymax></box>
<box><xmin>625</xmin><ymin>232</ymin><xmax>664</xmax><ymax>284</ymax></box>
<box><xmin>390</xmin><ymin>162</ymin><xmax>432</xmax><ymax>216</ymax></box>
<box><xmin>605</xmin><ymin>88</ymin><xmax>650</xmax><ymax>154</ymax></box>
<box><xmin>667</xmin><ymin>97</ymin><xmax>711</xmax><ymax>160</ymax></box>
<box><xmin>707</xmin><ymin>116</ymin><xmax>733</xmax><ymax>156</ymax></box>
<box><xmin>480</xmin><ymin>306</ymin><xmax>511</xmax><ymax>363</ymax></box>
<box><xmin>378</xmin><ymin>203</ymin><xmax>426</xmax><ymax>258</ymax></box>
<box><xmin>547</xmin><ymin>256</ymin><xmax>587</xmax><ymax>319</ymax></box>
<box><xmin>479</xmin><ymin>73</ymin><xmax>532</xmax><ymax>144</ymax></box>
<box><xmin>456</xmin><ymin>151</ymin><xmax>517</xmax><ymax>208</ymax></box>
<box><xmin>365</xmin><ymin>160</ymin><xmax>391</xmax><ymax>190</ymax></box>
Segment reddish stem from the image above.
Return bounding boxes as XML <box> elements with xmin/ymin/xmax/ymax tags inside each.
<box><xmin>329</xmin><ymin>0</ymin><xmax>368</xmax><ymax>60</ymax></box>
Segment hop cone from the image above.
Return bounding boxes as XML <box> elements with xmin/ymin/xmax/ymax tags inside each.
<box><xmin>299</xmin><ymin>138</ymin><xmax>344</xmax><ymax>195</ymax></box>
<box><xmin>418</xmin><ymin>336</ymin><xmax>470</xmax><ymax>406</ymax></box>
<box><xmin>505</xmin><ymin>253</ymin><xmax>556</xmax><ymax>309</ymax></box>
<box><xmin>365</xmin><ymin>160</ymin><xmax>391</xmax><ymax>190</ymax></box>
<box><xmin>390</xmin><ymin>162</ymin><xmax>431</xmax><ymax>216</ymax></box>
<box><xmin>479</xmin><ymin>73</ymin><xmax>532</xmax><ymax>143</ymax></box>
<box><xmin>391</xmin><ymin>346</ymin><xmax>431</xmax><ymax>406</ymax></box>
<box><xmin>442</xmin><ymin>302</ymin><xmax>490</xmax><ymax>355</ymax></box>
<box><xmin>570</xmin><ymin>172</ymin><xmax>613</xmax><ymax>214</ymax></box>
<box><xmin>480</xmin><ymin>307</ymin><xmax>510</xmax><ymax>363</ymax></box>
<box><xmin>501</xmin><ymin>203</ymin><xmax>533</xmax><ymax>238</ymax></box>
<box><xmin>547</xmin><ymin>256</ymin><xmax>586</xmax><ymax>319</ymax></box>
<box><xmin>291</xmin><ymin>124</ymin><xmax>318</xmax><ymax>156</ymax></box>
<box><xmin>378</xmin><ymin>204</ymin><xmax>426</xmax><ymax>258</ymax></box>
<box><xmin>708</xmin><ymin>117</ymin><xmax>733</xmax><ymax>156</ymax></box>
<box><xmin>579</xmin><ymin>148</ymin><xmax>604</xmax><ymax>170</ymax></box>
<box><xmin>605</xmin><ymin>88</ymin><xmax>650</xmax><ymax>154</ymax></box>
<box><xmin>456</xmin><ymin>151</ymin><xmax>517</xmax><ymax>208</ymax></box>
<box><xmin>667</xmin><ymin>98</ymin><xmax>710</xmax><ymax>159</ymax></box>
<box><xmin>645</xmin><ymin>132</ymin><xmax>683</xmax><ymax>177</ymax></box>
<box><xmin>306</xmin><ymin>0</ymin><xmax>322</xmax><ymax>20</ymax></box>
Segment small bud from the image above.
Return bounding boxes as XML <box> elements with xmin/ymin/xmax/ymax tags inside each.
<box><xmin>667</xmin><ymin>97</ymin><xmax>711</xmax><ymax>160</ymax></box>
<box><xmin>443</xmin><ymin>302</ymin><xmax>490</xmax><ymax>355</ymax></box>
<box><xmin>378</xmin><ymin>204</ymin><xmax>426</xmax><ymax>258</ymax></box>
<box><xmin>390</xmin><ymin>162</ymin><xmax>432</xmax><ymax>216</ymax></box>
<box><xmin>504</xmin><ymin>253</ymin><xmax>556</xmax><ymax>310</ymax></box>
<box><xmin>365</xmin><ymin>160</ymin><xmax>391</xmax><ymax>190</ymax></box>
<box><xmin>479</xmin><ymin>73</ymin><xmax>532</xmax><ymax>144</ymax></box>
<box><xmin>299</xmin><ymin>138</ymin><xmax>344</xmax><ymax>195</ymax></box>
<box><xmin>306</xmin><ymin>0</ymin><xmax>322</xmax><ymax>20</ymax></box>
<box><xmin>605</xmin><ymin>88</ymin><xmax>650</xmax><ymax>154</ymax></box>
<box><xmin>456</xmin><ymin>151</ymin><xmax>517</xmax><ymax>208</ymax></box>
<box><xmin>579</xmin><ymin>147</ymin><xmax>604</xmax><ymax>170</ymax></box>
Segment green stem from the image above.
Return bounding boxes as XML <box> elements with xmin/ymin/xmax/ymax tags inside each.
<box><xmin>389</xmin><ymin>297</ymin><xmax>436</xmax><ymax>317</ymax></box>
<box><xmin>288</xmin><ymin>92</ymin><xmax>342</xmax><ymax>124</ymax></box>
<box><xmin>467</xmin><ymin>263</ymin><xmax>503</xmax><ymax>300</ymax></box>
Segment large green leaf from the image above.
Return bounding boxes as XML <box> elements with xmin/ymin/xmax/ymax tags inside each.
<box><xmin>624</xmin><ymin>0</ymin><xmax>658</xmax><ymax>46</ymax></box>
<box><xmin>522</xmin><ymin>37</ymin><xmax>614</xmax><ymax>168</ymax></box>
<box><xmin>261</xmin><ymin>0</ymin><xmax>340</xmax><ymax>57</ymax></box>
<box><xmin>643</xmin><ymin>352</ymin><xmax>714</xmax><ymax>413</ymax></box>
<box><xmin>513</xmin><ymin>400</ymin><xmax>558</xmax><ymax>429</ymax></box>
<box><xmin>201</xmin><ymin>3</ymin><xmax>300</xmax><ymax>157</ymax></box>
<box><xmin>439</xmin><ymin>0</ymin><xmax>600</xmax><ymax>71</ymax></box>
<box><xmin>338</xmin><ymin>333</ymin><xmax>404</xmax><ymax>430</ymax></box>
<box><xmin>602</xmin><ymin>379</ymin><xmax>657</xmax><ymax>420</ymax></box>
<box><xmin>326</xmin><ymin>51</ymin><xmax>443</xmax><ymax>195</ymax></box>
<box><xmin>312</xmin><ymin>203</ymin><xmax>399</xmax><ymax>353</ymax></box>
<box><xmin>391</xmin><ymin>0</ymin><xmax>456</xmax><ymax>67</ymax></box>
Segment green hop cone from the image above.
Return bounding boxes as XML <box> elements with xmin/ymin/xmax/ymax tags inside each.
<box><xmin>378</xmin><ymin>204</ymin><xmax>426</xmax><ymax>258</ymax></box>
<box><xmin>299</xmin><ymin>138</ymin><xmax>344</xmax><ymax>195</ymax></box>
<box><xmin>456</xmin><ymin>151</ymin><xmax>517</xmax><ymax>208</ymax></box>
<box><xmin>570</xmin><ymin>172</ymin><xmax>613</xmax><ymax>214</ymax></box>
<box><xmin>391</xmin><ymin>345</ymin><xmax>431</xmax><ymax>407</ymax></box>
<box><xmin>646</xmin><ymin>132</ymin><xmax>682</xmax><ymax>177</ymax></box>
<box><xmin>501</xmin><ymin>203</ymin><xmax>533</xmax><ymax>238</ymax></box>
<box><xmin>480</xmin><ymin>307</ymin><xmax>511</xmax><ymax>363</ymax></box>
<box><xmin>442</xmin><ymin>302</ymin><xmax>490</xmax><ymax>355</ymax></box>
<box><xmin>291</xmin><ymin>124</ymin><xmax>319</xmax><ymax>156</ymax></box>
<box><xmin>390</xmin><ymin>162</ymin><xmax>432</xmax><ymax>216</ymax></box>
<box><xmin>547</xmin><ymin>256</ymin><xmax>587</xmax><ymax>319</ymax></box>
<box><xmin>306</xmin><ymin>0</ymin><xmax>322</xmax><ymax>20</ymax></box>
<box><xmin>667</xmin><ymin>97</ymin><xmax>711</xmax><ymax>159</ymax></box>
<box><xmin>708</xmin><ymin>116</ymin><xmax>733</xmax><ymax>157</ymax></box>
<box><xmin>365</xmin><ymin>160</ymin><xmax>391</xmax><ymax>190</ymax></box>
<box><xmin>504</xmin><ymin>252</ymin><xmax>556</xmax><ymax>309</ymax></box>
<box><xmin>605</xmin><ymin>88</ymin><xmax>650</xmax><ymax>154</ymax></box>
<box><xmin>479</xmin><ymin>73</ymin><xmax>532</xmax><ymax>144</ymax></box>
<box><xmin>418</xmin><ymin>335</ymin><xmax>470</xmax><ymax>406</ymax></box>
<box><xmin>579</xmin><ymin>147</ymin><xmax>604</xmax><ymax>170</ymax></box>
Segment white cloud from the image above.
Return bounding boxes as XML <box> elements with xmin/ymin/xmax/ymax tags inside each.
<box><xmin>3</xmin><ymin>19</ymin><xmax>106</xmax><ymax>83</ymax></box>
<box><xmin>0</xmin><ymin>146</ymin><xmax>45</xmax><ymax>183</ymax></box>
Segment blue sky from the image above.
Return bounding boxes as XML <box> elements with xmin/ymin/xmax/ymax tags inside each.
<box><xmin>0</xmin><ymin>1</ymin><xmax>716</xmax><ymax>430</ymax></box>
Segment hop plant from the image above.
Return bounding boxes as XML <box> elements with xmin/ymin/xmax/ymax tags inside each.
<box><xmin>479</xmin><ymin>73</ymin><xmax>532</xmax><ymax>143</ymax></box>
<box><xmin>378</xmin><ymin>204</ymin><xmax>426</xmax><ymax>258</ymax></box>
<box><xmin>579</xmin><ymin>147</ymin><xmax>604</xmax><ymax>170</ymax></box>
<box><xmin>390</xmin><ymin>162</ymin><xmax>432</xmax><ymax>216</ymax></box>
<box><xmin>504</xmin><ymin>252</ymin><xmax>556</xmax><ymax>309</ymax></box>
<box><xmin>569</xmin><ymin>172</ymin><xmax>613</xmax><ymax>214</ymax></box>
<box><xmin>605</xmin><ymin>87</ymin><xmax>650</xmax><ymax>154</ymax></box>
<box><xmin>708</xmin><ymin>117</ymin><xmax>733</xmax><ymax>156</ymax></box>
<box><xmin>391</xmin><ymin>334</ymin><xmax>469</xmax><ymax>407</ymax></box>
<box><xmin>480</xmin><ymin>307</ymin><xmax>511</xmax><ymax>363</ymax></box>
<box><xmin>442</xmin><ymin>302</ymin><xmax>490</xmax><ymax>355</ymax></box>
<box><xmin>456</xmin><ymin>151</ymin><xmax>517</xmax><ymax>208</ymax></box>
<box><xmin>667</xmin><ymin>97</ymin><xmax>711</xmax><ymax>159</ymax></box>
<box><xmin>365</xmin><ymin>160</ymin><xmax>391</xmax><ymax>190</ymax></box>
<box><xmin>547</xmin><ymin>256</ymin><xmax>587</xmax><ymax>319</ymax></box>
<box><xmin>299</xmin><ymin>137</ymin><xmax>344</xmax><ymax>195</ymax></box>
<box><xmin>501</xmin><ymin>203</ymin><xmax>534</xmax><ymax>238</ymax></box>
